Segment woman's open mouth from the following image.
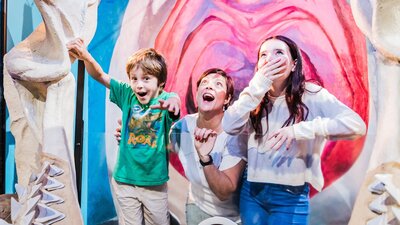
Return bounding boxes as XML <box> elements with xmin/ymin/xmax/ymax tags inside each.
<box><xmin>202</xmin><ymin>93</ymin><xmax>215</xmax><ymax>102</ymax></box>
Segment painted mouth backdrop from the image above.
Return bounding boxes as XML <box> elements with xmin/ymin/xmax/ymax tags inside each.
<box><xmin>90</xmin><ymin>0</ymin><xmax>369</xmax><ymax>224</ymax></box>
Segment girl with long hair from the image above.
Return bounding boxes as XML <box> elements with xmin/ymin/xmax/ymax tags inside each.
<box><xmin>222</xmin><ymin>35</ymin><xmax>366</xmax><ymax>225</ymax></box>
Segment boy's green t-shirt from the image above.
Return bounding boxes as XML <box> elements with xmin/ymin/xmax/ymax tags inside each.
<box><xmin>109</xmin><ymin>78</ymin><xmax>178</xmax><ymax>186</ymax></box>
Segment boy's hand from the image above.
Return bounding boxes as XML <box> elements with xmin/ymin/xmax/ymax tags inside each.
<box><xmin>150</xmin><ymin>96</ymin><xmax>181</xmax><ymax>116</ymax></box>
<box><xmin>194</xmin><ymin>127</ymin><xmax>217</xmax><ymax>161</ymax></box>
<box><xmin>66</xmin><ymin>38</ymin><xmax>90</xmax><ymax>61</ymax></box>
<box><xmin>114</xmin><ymin>119</ymin><xmax>122</xmax><ymax>144</ymax></box>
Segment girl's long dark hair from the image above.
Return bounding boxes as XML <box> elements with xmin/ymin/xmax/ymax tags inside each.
<box><xmin>250</xmin><ymin>35</ymin><xmax>309</xmax><ymax>139</ymax></box>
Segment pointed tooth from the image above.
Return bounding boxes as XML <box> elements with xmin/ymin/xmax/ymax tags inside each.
<box><xmin>368</xmin><ymin>193</ymin><xmax>388</xmax><ymax>214</ymax></box>
<box><xmin>40</xmin><ymin>162</ymin><xmax>51</xmax><ymax>173</ymax></box>
<box><xmin>28</xmin><ymin>184</ymin><xmax>42</xmax><ymax>199</ymax></box>
<box><xmin>29</xmin><ymin>173</ymin><xmax>38</xmax><ymax>183</ymax></box>
<box><xmin>368</xmin><ymin>179</ymin><xmax>386</xmax><ymax>195</ymax></box>
<box><xmin>15</xmin><ymin>184</ymin><xmax>27</xmax><ymax>200</ymax></box>
<box><xmin>48</xmin><ymin>165</ymin><xmax>64</xmax><ymax>177</ymax></box>
<box><xmin>35</xmin><ymin>170</ymin><xmax>47</xmax><ymax>185</ymax></box>
<box><xmin>23</xmin><ymin>210</ymin><xmax>36</xmax><ymax>225</ymax></box>
<box><xmin>26</xmin><ymin>195</ymin><xmax>41</xmax><ymax>214</ymax></box>
<box><xmin>11</xmin><ymin>197</ymin><xmax>21</xmax><ymax>222</ymax></box>
<box><xmin>392</xmin><ymin>206</ymin><xmax>400</xmax><ymax>222</ymax></box>
<box><xmin>366</xmin><ymin>214</ymin><xmax>387</xmax><ymax>225</ymax></box>
<box><xmin>40</xmin><ymin>190</ymin><xmax>64</xmax><ymax>205</ymax></box>
<box><xmin>375</xmin><ymin>173</ymin><xmax>400</xmax><ymax>204</ymax></box>
<box><xmin>43</xmin><ymin>177</ymin><xmax>64</xmax><ymax>191</ymax></box>
<box><xmin>35</xmin><ymin>203</ymin><xmax>65</xmax><ymax>224</ymax></box>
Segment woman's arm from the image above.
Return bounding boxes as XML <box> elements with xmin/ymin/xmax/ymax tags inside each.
<box><xmin>222</xmin><ymin>72</ymin><xmax>272</xmax><ymax>135</ymax></box>
<box><xmin>222</xmin><ymin>57</ymin><xmax>286</xmax><ymax>135</ymax></box>
<box><xmin>202</xmin><ymin>160</ymin><xmax>246</xmax><ymax>201</ymax></box>
<box><xmin>293</xmin><ymin>87</ymin><xmax>367</xmax><ymax>140</ymax></box>
<box><xmin>195</xmin><ymin>128</ymin><xmax>248</xmax><ymax>201</ymax></box>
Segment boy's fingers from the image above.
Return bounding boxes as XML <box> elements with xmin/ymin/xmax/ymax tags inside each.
<box><xmin>173</xmin><ymin>105</ymin><xmax>179</xmax><ymax>116</ymax></box>
<box><xmin>68</xmin><ymin>51</ymin><xmax>79</xmax><ymax>59</ymax></box>
<box><xmin>168</xmin><ymin>104</ymin><xmax>174</xmax><ymax>112</ymax></box>
<box><xmin>77</xmin><ymin>38</ymin><xmax>84</xmax><ymax>45</ymax></box>
<box><xmin>150</xmin><ymin>104</ymin><xmax>161</xmax><ymax>109</ymax></box>
<box><xmin>151</xmin><ymin>101</ymin><xmax>164</xmax><ymax>109</ymax></box>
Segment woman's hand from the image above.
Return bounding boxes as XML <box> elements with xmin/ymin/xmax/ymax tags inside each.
<box><xmin>260</xmin><ymin>126</ymin><xmax>295</xmax><ymax>152</ymax></box>
<box><xmin>194</xmin><ymin>127</ymin><xmax>217</xmax><ymax>161</ymax></box>
<box><xmin>257</xmin><ymin>57</ymin><xmax>287</xmax><ymax>81</ymax></box>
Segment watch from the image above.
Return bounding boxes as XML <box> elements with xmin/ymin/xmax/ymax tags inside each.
<box><xmin>199</xmin><ymin>155</ymin><xmax>213</xmax><ymax>167</ymax></box>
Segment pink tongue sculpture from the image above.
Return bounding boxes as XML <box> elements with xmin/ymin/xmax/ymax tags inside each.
<box><xmin>156</xmin><ymin>0</ymin><xmax>369</xmax><ymax>195</ymax></box>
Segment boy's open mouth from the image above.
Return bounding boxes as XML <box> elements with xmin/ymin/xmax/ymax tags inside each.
<box><xmin>137</xmin><ymin>91</ymin><xmax>147</xmax><ymax>97</ymax></box>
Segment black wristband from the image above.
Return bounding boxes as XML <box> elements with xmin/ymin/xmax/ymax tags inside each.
<box><xmin>199</xmin><ymin>155</ymin><xmax>213</xmax><ymax>167</ymax></box>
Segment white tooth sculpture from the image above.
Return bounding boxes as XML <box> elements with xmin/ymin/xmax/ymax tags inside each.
<box><xmin>392</xmin><ymin>206</ymin><xmax>400</xmax><ymax>222</ymax></box>
<box><xmin>4</xmin><ymin>0</ymin><xmax>98</xmax><ymax>224</ymax></box>
<box><xmin>366</xmin><ymin>214</ymin><xmax>388</xmax><ymax>225</ymax></box>
<box><xmin>40</xmin><ymin>190</ymin><xmax>64</xmax><ymax>205</ymax></box>
<box><xmin>34</xmin><ymin>203</ymin><xmax>65</xmax><ymax>225</ymax></box>
<box><xmin>368</xmin><ymin>193</ymin><xmax>388</xmax><ymax>214</ymax></box>
<box><xmin>368</xmin><ymin>179</ymin><xmax>386</xmax><ymax>195</ymax></box>
<box><xmin>10</xmin><ymin>162</ymin><xmax>65</xmax><ymax>225</ymax></box>
<box><xmin>374</xmin><ymin>174</ymin><xmax>400</xmax><ymax>205</ymax></box>
<box><xmin>42</xmin><ymin>177</ymin><xmax>65</xmax><ymax>192</ymax></box>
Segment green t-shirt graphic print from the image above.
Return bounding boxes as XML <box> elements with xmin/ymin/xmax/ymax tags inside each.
<box><xmin>109</xmin><ymin>78</ymin><xmax>178</xmax><ymax>186</ymax></box>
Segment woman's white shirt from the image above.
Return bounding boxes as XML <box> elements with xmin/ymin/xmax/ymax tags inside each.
<box><xmin>170</xmin><ymin>113</ymin><xmax>248</xmax><ymax>218</ymax></box>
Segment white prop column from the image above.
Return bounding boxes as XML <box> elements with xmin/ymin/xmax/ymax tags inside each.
<box><xmin>349</xmin><ymin>1</ymin><xmax>400</xmax><ymax>224</ymax></box>
<box><xmin>3</xmin><ymin>0</ymin><xmax>98</xmax><ymax>224</ymax></box>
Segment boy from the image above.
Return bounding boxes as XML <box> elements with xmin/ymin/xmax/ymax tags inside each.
<box><xmin>67</xmin><ymin>38</ymin><xmax>180</xmax><ymax>225</ymax></box>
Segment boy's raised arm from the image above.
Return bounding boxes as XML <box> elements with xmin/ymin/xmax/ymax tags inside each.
<box><xmin>67</xmin><ymin>38</ymin><xmax>111</xmax><ymax>88</ymax></box>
